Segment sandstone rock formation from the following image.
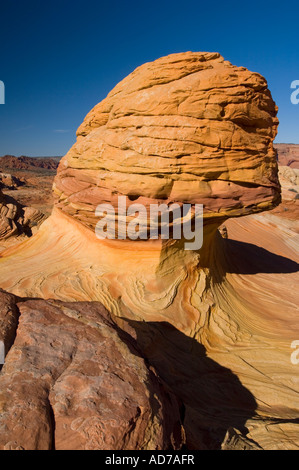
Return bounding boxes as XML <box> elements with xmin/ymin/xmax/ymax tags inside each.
<box><xmin>278</xmin><ymin>166</ymin><xmax>299</xmax><ymax>201</ymax></box>
<box><xmin>54</xmin><ymin>52</ymin><xmax>280</xmax><ymax>234</ymax></box>
<box><xmin>221</xmin><ymin>428</ymin><xmax>262</xmax><ymax>450</ymax></box>
<box><xmin>0</xmin><ymin>290</ymin><xmax>184</xmax><ymax>450</ymax></box>
<box><xmin>275</xmin><ymin>143</ymin><xmax>299</xmax><ymax>169</ymax></box>
<box><xmin>0</xmin><ymin>173</ymin><xmax>24</xmax><ymax>190</ymax></box>
<box><xmin>0</xmin><ymin>189</ymin><xmax>45</xmax><ymax>241</ymax></box>
<box><xmin>0</xmin><ymin>52</ymin><xmax>298</xmax><ymax>450</ymax></box>
<box><xmin>270</xmin><ymin>166</ymin><xmax>299</xmax><ymax>223</ymax></box>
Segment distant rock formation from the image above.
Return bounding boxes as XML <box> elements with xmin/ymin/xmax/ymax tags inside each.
<box><xmin>0</xmin><ymin>189</ymin><xmax>45</xmax><ymax>240</ymax></box>
<box><xmin>0</xmin><ymin>53</ymin><xmax>298</xmax><ymax>450</ymax></box>
<box><xmin>0</xmin><ymin>155</ymin><xmax>60</xmax><ymax>171</ymax></box>
<box><xmin>0</xmin><ymin>172</ymin><xmax>24</xmax><ymax>190</ymax></box>
<box><xmin>275</xmin><ymin>143</ymin><xmax>299</xmax><ymax>169</ymax></box>
<box><xmin>278</xmin><ymin>166</ymin><xmax>299</xmax><ymax>200</ymax></box>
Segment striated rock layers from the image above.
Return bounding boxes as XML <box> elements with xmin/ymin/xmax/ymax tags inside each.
<box><xmin>0</xmin><ymin>189</ymin><xmax>45</xmax><ymax>241</ymax></box>
<box><xmin>54</xmin><ymin>51</ymin><xmax>280</xmax><ymax>232</ymax></box>
<box><xmin>0</xmin><ymin>52</ymin><xmax>298</xmax><ymax>449</ymax></box>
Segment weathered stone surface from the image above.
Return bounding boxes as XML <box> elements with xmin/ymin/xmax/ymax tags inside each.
<box><xmin>0</xmin><ymin>189</ymin><xmax>45</xmax><ymax>240</ymax></box>
<box><xmin>278</xmin><ymin>166</ymin><xmax>299</xmax><ymax>201</ymax></box>
<box><xmin>0</xmin><ymin>293</ymin><xmax>184</xmax><ymax>450</ymax></box>
<box><xmin>54</xmin><ymin>51</ymin><xmax>280</xmax><ymax>234</ymax></box>
<box><xmin>221</xmin><ymin>428</ymin><xmax>262</xmax><ymax>450</ymax></box>
<box><xmin>275</xmin><ymin>143</ymin><xmax>299</xmax><ymax>169</ymax></box>
<box><xmin>0</xmin><ymin>173</ymin><xmax>24</xmax><ymax>190</ymax></box>
<box><xmin>270</xmin><ymin>165</ymin><xmax>299</xmax><ymax>222</ymax></box>
<box><xmin>0</xmin><ymin>289</ymin><xmax>19</xmax><ymax>363</ymax></box>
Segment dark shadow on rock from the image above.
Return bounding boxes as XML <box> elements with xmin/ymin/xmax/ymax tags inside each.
<box><xmin>218</xmin><ymin>238</ymin><xmax>299</xmax><ymax>276</ymax></box>
<box><xmin>119</xmin><ymin>319</ymin><xmax>257</xmax><ymax>450</ymax></box>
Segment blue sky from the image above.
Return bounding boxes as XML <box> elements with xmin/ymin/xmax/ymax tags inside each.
<box><xmin>0</xmin><ymin>0</ymin><xmax>298</xmax><ymax>156</ymax></box>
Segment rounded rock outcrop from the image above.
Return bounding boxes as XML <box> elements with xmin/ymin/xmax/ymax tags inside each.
<box><xmin>53</xmin><ymin>52</ymin><xmax>280</xmax><ymax>235</ymax></box>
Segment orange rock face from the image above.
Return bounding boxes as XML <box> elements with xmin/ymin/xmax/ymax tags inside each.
<box><xmin>54</xmin><ymin>52</ymin><xmax>280</xmax><ymax>234</ymax></box>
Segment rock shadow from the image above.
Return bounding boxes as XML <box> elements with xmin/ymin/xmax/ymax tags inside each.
<box><xmin>217</xmin><ymin>238</ymin><xmax>299</xmax><ymax>276</ymax></box>
<box><xmin>120</xmin><ymin>319</ymin><xmax>257</xmax><ymax>449</ymax></box>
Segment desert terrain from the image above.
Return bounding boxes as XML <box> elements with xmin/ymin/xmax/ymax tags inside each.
<box><xmin>0</xmin><ymin>156</ymin><xmax>60</xmax><ymax>251</ymax></box>
<box><xmin>0</xmin><ymin>52</ymin><xmax>298</xmax><ymax>450</ymax></box>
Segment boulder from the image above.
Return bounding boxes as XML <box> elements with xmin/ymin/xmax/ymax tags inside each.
<box><xmin>0</xmin><ymin>292</ymin><xmax>184</xmax><ymax>450</ymax></box>
<box><xmin>0</xmin><ymin>189</ymin><xmax>45</xmax><ymax>240</ymax></box>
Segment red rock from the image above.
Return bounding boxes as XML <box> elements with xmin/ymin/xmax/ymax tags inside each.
<box><xmin>0</xmin><ymin>294</ymin><xmax>184</xmax><ymax>450</ymax></box>
<box><xmin>275</xmin><ymin>144</ymin><xmax>299</xmax><ymax>169</ymax></box>
<box><xmin>0</xmin><ymin>156</ymin><xmax>60</xmax><ymax>171</ymax></box>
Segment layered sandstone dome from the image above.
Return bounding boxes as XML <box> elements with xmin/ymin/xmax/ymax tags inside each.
<box><xmin>54</xmin><ymin>52</ymin><xmax>280</xmax><ymax>235</ymax></box>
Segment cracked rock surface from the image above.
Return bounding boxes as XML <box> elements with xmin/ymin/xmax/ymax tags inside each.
<box><xmin>0</xmin><ymin>291</ymin><xmax>184</xmax><ymax>450</ymax></box>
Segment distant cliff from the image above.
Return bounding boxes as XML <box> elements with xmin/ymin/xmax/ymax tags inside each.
<box><xmin>0</xmin><ymin>155</ymin><xmax>60</xmax><ymax>171</ymax></box>
<box><xmin>275</xmin><ymin>143</ymin><xmax>299</xmax><ymax>168</ymax></box>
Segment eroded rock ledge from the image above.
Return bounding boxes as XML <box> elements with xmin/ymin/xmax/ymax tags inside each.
<box><xmin>0</xmin><ymin>290</ymin><xmax>184</xmax><ymax>450</ymax></box>
<box><xmin>0</xmin><ymin>188</ymin><xmax>45</xmax><ymax>241</ymax></box>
